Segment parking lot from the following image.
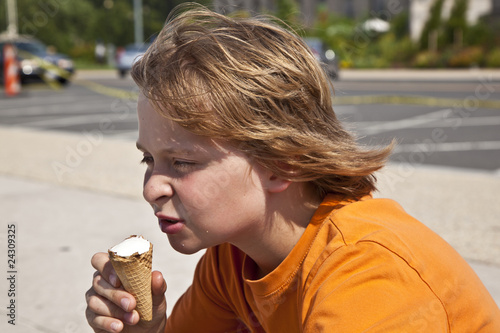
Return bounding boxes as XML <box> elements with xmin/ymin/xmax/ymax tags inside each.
<box><xmin>2</xmin><ymin>69</ymin><xmax>499</xmax><ymax>171</ymax></box>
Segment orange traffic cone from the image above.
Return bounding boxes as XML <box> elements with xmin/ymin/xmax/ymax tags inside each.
<box><xmin>3</xmin><ymin>43</ymin><xmax>21</xmax><ymax>96</ymax></box>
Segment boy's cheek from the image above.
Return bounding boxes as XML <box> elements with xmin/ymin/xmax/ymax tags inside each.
<box><xmin>188</xmin><ymin>190</ymin><xmax>212</xmax><ymax>210</ymax></box>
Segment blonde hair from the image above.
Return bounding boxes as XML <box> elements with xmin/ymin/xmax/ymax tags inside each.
<box><xmin>132</xmin><ymin>4</ymin><xmax>393</xmax><ymax>200</ymax></box>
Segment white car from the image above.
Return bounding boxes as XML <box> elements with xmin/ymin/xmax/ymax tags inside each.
<box><xmin>115</xmin><ymin>43</ymin><xmax>151</xmax><ymax>78</ymax></box>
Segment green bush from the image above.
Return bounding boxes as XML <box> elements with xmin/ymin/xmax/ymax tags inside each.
<box><xmin>465</xmin><ymin>20</ymin><xmax>497</xmax><ymax>47</ymax></box>
<box><xmin>447</xmin><ymin>46</ymin><xmax>484</xmax><ymax>67</ymax></box>
<box><xmin>352</xmin><ymin>55</ymin><xmax>391</xmax><ymax>69</ymax></box>
<box><xmin>413</xmin><ymin>51</ymin><xmax>440</xmax><ymax>68</ymax></box>
<box><xmin>69</xmin><ymin>43</ymin><xmax>96</xmax><ymax>63</ymax></box>
<box><xmin>436</xmin><ymin>48</ymin><xmax>455</xmax><ymax>68</ymax></box>
<box><xmin>391</xmin><ymin>37</ymin><xmax>418</xmax><ymax>65</ymax></box>
<box><xmin>485</xmin><ymin>48</ymin><xmax>500</xmax><ymax>68</ymax></box>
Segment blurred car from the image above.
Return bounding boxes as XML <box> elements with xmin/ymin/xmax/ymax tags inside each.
<box><xmin>0</xmin><ymin>34</ymin><xmax>74</xmax><ymax>85</ymax></box>
<box><xmin>115</xmin><ymin>43</ymin><xmax>151</xmax><ymax>78</ymax></box>
<box><xmin>303</xmin><ymin>37</ymin><xmax>339</xmax><ymax>80</ymax></box>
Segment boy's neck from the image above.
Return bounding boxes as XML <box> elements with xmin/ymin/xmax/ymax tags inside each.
<box><xmin>238</xmin><ymin>182</ymin><xmax>323</xmax><ymax>279</ymax></box>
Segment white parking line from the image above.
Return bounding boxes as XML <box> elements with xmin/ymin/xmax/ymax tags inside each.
<box><xmin>358</xmin><ymin>108</ymin><xmax>453</xmax><ymax>135</ymax></box>
<box><xmin>393</xmin><ymin>141</ymin><xmax>500</xmax><ymax>153</ymax></box>
<box><xmin>448</xmin><ymin>116</ymin><xmax>500</xmax><ymax>127</ymax></box>
<box><xmin>355</xmin><ymin>116</ymin><xmax>500</xmax><ymax>131</ymax></box>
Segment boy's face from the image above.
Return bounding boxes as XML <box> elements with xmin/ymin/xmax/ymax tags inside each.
<box><xmin>136</xmin><ymin>94</ymin><xmax>271</xmax><ymax>254</ymax></box>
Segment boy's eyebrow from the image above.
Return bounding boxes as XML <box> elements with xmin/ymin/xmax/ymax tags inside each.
<box><xmin>136</xmin><ymin>142</ymin><xmax>195</xmax><ymax>155</ymax></box>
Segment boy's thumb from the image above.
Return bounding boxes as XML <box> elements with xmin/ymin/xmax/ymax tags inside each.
<box><xmin>140</xmin><ymin>271</ymin><xmax>167</xmax><ymax>327</ymax></box>
<box><xmin>152</xmin><ymin>270</ymin><xmax>167</xmax><ymax>302</ymax></box>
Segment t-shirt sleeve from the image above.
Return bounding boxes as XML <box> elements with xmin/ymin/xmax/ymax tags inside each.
<box><xmin>165</xmin><ymin>247</ymin><xmax>244</xmax><ymax>332</ymax></box>
<box><xmin>302</xmin><ymin>241</ymin><xmax>450</xmax><ymax>332</ymax></box>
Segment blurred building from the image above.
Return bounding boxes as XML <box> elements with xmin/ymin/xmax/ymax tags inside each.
<box><xmin>494</xmin><ymin>0</ymin><xmax>500</xmax><ymax>13</ymax></box>
<box><xmin>486</xmin><ymin>0</ymin><xmax>500</xmax><ymax>25</ymax></box>
<box><xmin>323</xmin><ymin>0</ymin><xmax>409</xmax><ymax>19</ymax></box>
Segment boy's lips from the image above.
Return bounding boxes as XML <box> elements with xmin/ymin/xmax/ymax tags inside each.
<box><xmin>156</xmin><ymin>213</ymin><xmax>185</xmax><ymax>235</ymax></box>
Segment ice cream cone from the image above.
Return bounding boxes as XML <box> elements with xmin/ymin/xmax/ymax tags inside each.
<box><xmin>108</xmin><ymin>235</ymin><xmax>153</xmax><ymax>324</ymax></box>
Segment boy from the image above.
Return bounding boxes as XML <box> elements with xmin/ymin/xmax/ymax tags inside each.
<box><xmin>85</xmin><ymin>4</ymin><xmax>500</xmax><ymax>332</ymax></box>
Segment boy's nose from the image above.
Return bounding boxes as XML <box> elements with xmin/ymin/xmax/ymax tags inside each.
<box><xmin>143</xmin><ymin>173</ymin><xmax>174</xmax><ymax>204</ymax></box>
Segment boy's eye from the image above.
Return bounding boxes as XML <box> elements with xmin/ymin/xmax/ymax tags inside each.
<box><xmin>140</xmin><ymin>155</ymin><xmax>154</xmax><ymax>165</ymax></box>
<box><xmin>172</xmin><ymin>160</ymin><xmax>195</xmax><ymax>169</ymax></box>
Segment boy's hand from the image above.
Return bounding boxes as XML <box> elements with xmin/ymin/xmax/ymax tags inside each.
<box><xmin>85</xmin><ymin>252</ymin><xmax>167</xmax><ymax>332</ymax></box>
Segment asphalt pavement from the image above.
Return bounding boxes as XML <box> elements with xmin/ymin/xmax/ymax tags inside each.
<box><xmin>0</xmin><ymin>69</ymin><xmax>499</xmax><ymax>332</ymax></box>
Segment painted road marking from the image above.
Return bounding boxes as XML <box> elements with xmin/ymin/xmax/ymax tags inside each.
<box><xmin>332</xmin><ymin>95</ymin><xmax>500</xmax><ymax>109</ymax></box>
<box><xmin>393</xmin><ymin>141</ymin><xmax>500</xmax><ymax>153</ymax></box>
<box><xmin>354</xmin><ymin>116</ymin><xmax>500</xmax><ymax>132</ymax></box>
<box><xmin>357</xmin><ymin>108</ymin><xmax>453</xmax><ymax>135</ymax></box>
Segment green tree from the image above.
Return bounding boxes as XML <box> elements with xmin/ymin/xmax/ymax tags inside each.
<box><xmin>419</xmin><ymin>0</ymin><xmax>444</xmax><ymax>50</ymax></box>
<box><xmin>92</xmin><ymin>1</ymin><xmax>135</xmax><ymax>47</ymax></box>
<box><xmin>391</xmin><ymin>12</ymin><xmax>409</xmax><ymax>40</ymax></box>
<box><xmin>442</xmin><ymin>0</ymin><xmax>468</xmax><ymax>48</ymax></box>
<box><xmin>0</xmin><ymin>4</ymin><xmax>5</xmax><ymax>32</ymax></box>
<box><xmin>14</xmin><ymin>0</ymin><xmax>95</xmax><ymax>53</ymax></box>
<box><xmin>1</xmin><ymin>0</ymin><xmax>210</xmax><ymax>61</ymax></box>
<box><xmin>275</xmin><ymin>0</ymin><xmax>299</xmax><ymax>27</ymax></box>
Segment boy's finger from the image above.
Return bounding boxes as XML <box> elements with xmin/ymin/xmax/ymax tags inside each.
<box><xmin>86</xmin><ymin>288</ymin><xmax>136</xmax><ymax>322</ymax></box>
<box><xmin>152</xmin><ymin>271</ymin><xmax>167</xmax><ymax>296</ymax></box>
<box><xmin>91</xmin><ymin>252</ymin><xmax>121</xmax><ymax>288</ymax></box>
<box><xmin>151</xmin><ymin>271</ymin><xmax>167</xmax><ymax>322</ymax></box>
<box><xmin>86</xmin><ymin>307</ymin><xmax>124</xmax><ymax>333</ymax></box>
<box><xmin>93</xmin><ymin>273</ymin><xmax>137</xmax><ymax>312</ymax></box>
<box><xmin>91</xmin><ymin>252</ymin><xmax>108</xmax><ymax>272</ymax></box>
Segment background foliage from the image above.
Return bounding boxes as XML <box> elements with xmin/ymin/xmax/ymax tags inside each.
<box><xmin>308</xmin><ymin>0</ymin><xmax>499</xmax><ymax>68</ymax></box>
<box><xmin>0</xmin><ymin>0</ymin><xmax>208</xmax><ymax>62</ymax></box>
<box><xmin>1</xmin><ymin>0</ymin><xmax>498</xmax><ymax>68</ymax></box>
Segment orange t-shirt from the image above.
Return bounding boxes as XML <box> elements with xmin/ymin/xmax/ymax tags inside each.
<box><xmin>166</xmin><ymin>195</ymin><xmax>500</xmax><ymax>332</ymax></box>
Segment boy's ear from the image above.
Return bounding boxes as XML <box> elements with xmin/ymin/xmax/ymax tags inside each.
<box><xmin>265</xmin><ymin>173</ymin><xmax>292</xmax><ymax>193</ymax></box>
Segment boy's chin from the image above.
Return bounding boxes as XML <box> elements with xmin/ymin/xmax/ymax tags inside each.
<box><xmin>168</xmin><ymin>238</ymin><xmax>203</xmax><ymax>255</ymax></box>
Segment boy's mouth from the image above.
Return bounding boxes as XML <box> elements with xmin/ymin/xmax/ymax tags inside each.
<box><xmin>156</xmin><ymin>212</ymin><xmax>185</xmax><ymax>234</ymax></box>
<box><xmin>155</xmin><ymin>212</ymin><xmax>180</xmax><ymax>222</ymax></box>
<box><xmin>158</xmin><ymin>218</ymin><xmax>185</xmax><ymax>234</ymax></box>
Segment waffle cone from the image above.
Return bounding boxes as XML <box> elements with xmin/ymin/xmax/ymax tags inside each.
<box><xmin>108</xmin><ymin>239</ymin><xmax>153</xmax><ymax>324</ymax></box>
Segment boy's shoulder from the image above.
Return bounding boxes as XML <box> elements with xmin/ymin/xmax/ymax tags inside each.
<box><xmin>310</xmin><ymin>195</ymin><xmax>474</xmax><ymax>291</ymax></box>
<box><xmin>307</xmin><ymin>195</ymin><xmax>455</xmax><ymax>276</ymax></box>
<box><xmin>312</xmin><ymin>195</ymin><xmax>417</xmax><ymax>245</ymax></box>
<box><xmin>325</xmin><ymin>195</ymin><xmax>422</xmax><ymax>245</ymax></box>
